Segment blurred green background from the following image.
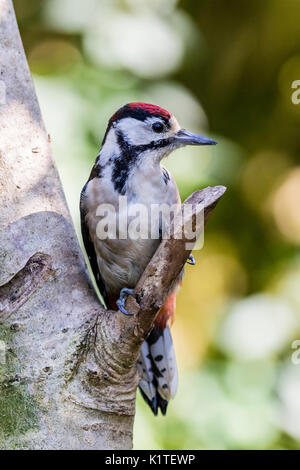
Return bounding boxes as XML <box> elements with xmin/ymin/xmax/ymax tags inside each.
<box><xmin>14</xmin><ymin>0</ymin><xmax>300</xmax><ymax>449</ymax></box>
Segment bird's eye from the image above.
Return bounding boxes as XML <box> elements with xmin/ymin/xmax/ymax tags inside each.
<box><xmin>152</xmin><ymin>122</ymin><xmax>164</xmax><ymax>133</ymax></box>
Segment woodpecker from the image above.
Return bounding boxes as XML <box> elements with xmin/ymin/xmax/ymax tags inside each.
<box><xmin>80</xmin><ymin>102</ymin><xmax>216</xmax><ymax>415</ymax></box>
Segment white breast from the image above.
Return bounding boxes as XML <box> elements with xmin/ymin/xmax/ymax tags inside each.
<box><xmin>83</xmin><ymin>163</ymin><xmax>180</xmax><ymax>298</ymax></box>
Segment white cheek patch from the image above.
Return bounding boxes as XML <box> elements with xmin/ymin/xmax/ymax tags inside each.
<box><xmin>116</xmin><ymin>116</ymin><xmax>178</xmax><ymax>146</ymax></box>
<box><xmin>102</xmin><ymin>115</ymin><xmax>181</xmax><ymax>155</ymax></box>
<box><xmin>117</xmin><ymin>117</ymin><xmax>155</xmax><ymax>146</ymax></box>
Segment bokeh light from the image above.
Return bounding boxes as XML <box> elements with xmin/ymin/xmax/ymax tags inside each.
<box><xmin>218</xmin><ymin>294</ymin><xmax>296</xmax><ymax>360</ymax></box>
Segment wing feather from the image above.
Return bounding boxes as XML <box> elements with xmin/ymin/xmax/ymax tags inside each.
<box><xmin>80</xmin><ymin>184</ymin><xmax>108</xmax><ymax>306</ymax></box>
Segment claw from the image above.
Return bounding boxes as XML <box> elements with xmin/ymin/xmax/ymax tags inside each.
<box><xmin>116</xmin><ymin>288</ymin><xmax>135</xmax><ymax>316</ymax></box>
<box><xmin>187</xmin><ymin>254</ymin><xmax>196</xmax><ymax>265</ymax></box>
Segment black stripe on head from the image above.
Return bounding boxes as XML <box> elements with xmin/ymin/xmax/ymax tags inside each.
<box><xmin>134</xmin><ymin>137</ymin><xmax>173</xmax><ymax>153</ymax></box>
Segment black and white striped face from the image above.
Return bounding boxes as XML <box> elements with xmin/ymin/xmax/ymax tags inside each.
<box><xmin>110</xmin><ymin>114</ymin><xmax>181</xmax><ymax>162</ymax></box>
<box><xmin>101</xmin><ymin>102</ymin><xmax>217</xmax><ymax>165</ymax></box>
<box><xmin>91</xmin><ymin>103</ymin><xmax>217</xmax><ymax>195</ymax></box>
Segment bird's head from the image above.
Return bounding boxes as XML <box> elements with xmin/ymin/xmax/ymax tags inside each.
<box><xmin>102</xmin><ymin>102</ymin><xmax>217</xmax><ymax>163</ymax></box>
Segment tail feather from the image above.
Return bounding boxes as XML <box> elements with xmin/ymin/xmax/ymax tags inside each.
<box><xmin>150</xmin><ymin>326</ymin><xmax>178</xmax><ymax>400</ymax></box>
<box><xmin>137</xmin><ymin>325</ymin><xmax>178</xmax><ymax>415</ymax></box>
<box><xmin>157</xmin><ymin>393</ymin><xmax>168</xmax><ymax>416</ymax></box>
<box><xmin>137</xmin><ymin>341</ymin><xmax>156</xmax><ymax>401</ymax></box>
<box><xmin>139</xmin><ymin>387</ymin><xmax>158</xmax><ymax>416</ymax></box>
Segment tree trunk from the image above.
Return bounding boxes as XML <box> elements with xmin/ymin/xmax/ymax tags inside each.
<box><xmin>0</xmin><ymin>0</ymin><xmax>225</xmax><ymax>450</ymax></box>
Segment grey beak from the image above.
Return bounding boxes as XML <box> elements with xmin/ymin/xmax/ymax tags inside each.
<box><xmin>174</xmin><ymin>129</ymin><xmax>217</xmax><ymax>146</ymax></box>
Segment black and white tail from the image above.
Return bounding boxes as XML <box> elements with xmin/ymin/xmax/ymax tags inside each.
<box><xmin>137</xmin><ymin>325</ymin><xmax>178</xmax><ymax>415</ymax></box>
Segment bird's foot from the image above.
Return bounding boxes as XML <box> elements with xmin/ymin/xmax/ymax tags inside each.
<box><xmin>187</xmin><ymin>254</ymin><xmax>196</xmax><ymax>265</ymax></box>
<box><xmin>116</xmin><ymin>288</ymin><xmax>135</xmax><ymax>316</ymax></box>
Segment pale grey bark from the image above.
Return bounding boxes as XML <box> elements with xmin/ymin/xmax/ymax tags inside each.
<box><xmin>0</xmin><ymin>0</ymin><xmax>225</xmax><ymax>449</ymax></box>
